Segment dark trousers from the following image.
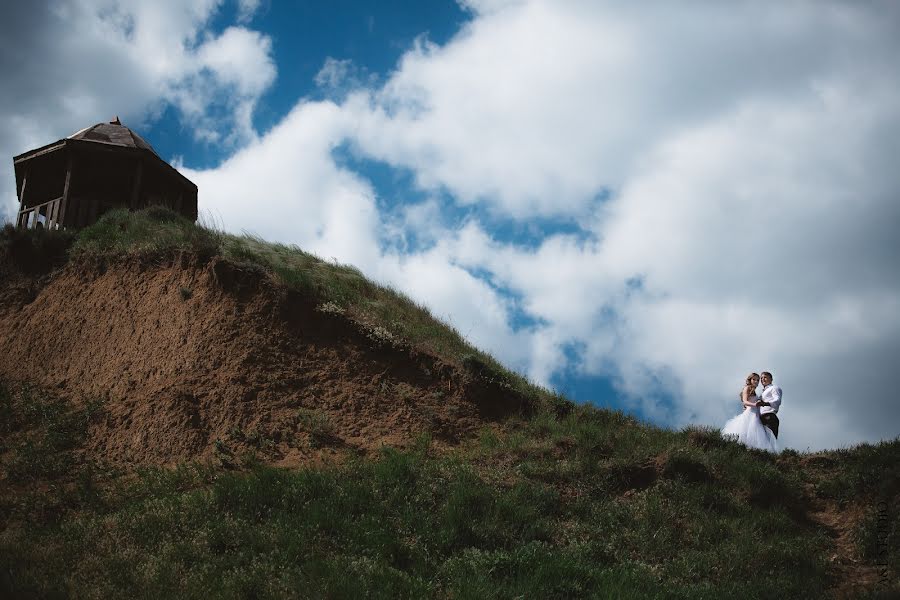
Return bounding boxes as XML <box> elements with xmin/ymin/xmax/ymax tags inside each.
<box><xmin>760</xmin><ymin>413</ymin><xmax>779</xmax><ymax>439</ymax></box>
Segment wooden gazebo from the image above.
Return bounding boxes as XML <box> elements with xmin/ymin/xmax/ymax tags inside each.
<box><xmin>13</xmin><ymin>118</ymin><xmax>198</xmax><ymax>230</ymax></box>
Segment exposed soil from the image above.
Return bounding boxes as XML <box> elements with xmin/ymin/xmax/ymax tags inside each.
<box><xmin>0</xmin><ymin>253</ymin><xmax>530</xmax><ymax>469</ymax></box>
<box><xmin>798</xmin><ymin>455</ymin><xmax>887</xmax><ymax>599</ymax></box>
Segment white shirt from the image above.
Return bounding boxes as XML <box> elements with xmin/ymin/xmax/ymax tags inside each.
<box><xmin>759</xmin><ymin>383</ymin><xmax>782</xmax><ymax>415</ymax></box>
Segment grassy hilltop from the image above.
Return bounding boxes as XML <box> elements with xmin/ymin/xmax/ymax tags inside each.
<box><xmin>0</xmin><ymin>209</ymin><xmax>897</xmax><ymax>599</ymax></box>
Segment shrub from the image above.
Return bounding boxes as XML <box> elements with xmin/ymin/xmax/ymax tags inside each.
<box><xmin>296</xmin><ymin>408</ymin><xmax>337</xmax><ymax>448</ymax></box>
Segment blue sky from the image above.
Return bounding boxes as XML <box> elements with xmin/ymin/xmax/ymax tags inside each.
<box><xmin>2</xmin><ymin>0</ymin><xmax>899</xmax><ymax>450</ymax></box>
<box><xmin>151</xmin><ymin>1</ymin><xmax>469</xmax><ymax>168</ymax></box>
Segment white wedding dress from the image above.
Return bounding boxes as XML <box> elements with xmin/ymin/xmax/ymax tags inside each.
<box><xmin>721</xmin><ymin>394</ymin><xmax>779</xmax><ymax>452</ymax></box>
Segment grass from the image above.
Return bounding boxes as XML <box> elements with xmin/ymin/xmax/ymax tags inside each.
<box><xmin>3</xmin><ymin>380</ymin><xmax>897</xmax><ymax>598</ymax></box>
<box><xmin>2</xmin><ymin>210</ymin><xmax>899</xmax><ymax>597</ymax></box>
<box><xmin>295</xmin><ymin>408</ymin><xmax>337</xmax><ymax>448</ymax></box>
<box><xmin>0</xmin><ymin>384</ymin><xmax>103</xmax><ymax>483</ymax></box>
<box><xmin>0</xmin><ymin>222</ymin><xmax>75</xmax><ymax>275</ymax></box>
<box><xmin>70</xmin><ymin>205</ymin><xmax>221</xmax><ymax>261</ymax></box>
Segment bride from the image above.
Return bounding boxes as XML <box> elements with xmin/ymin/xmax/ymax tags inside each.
<box><xmin>721</xmin><ymin>372</ymin><xmax>778</xmax><ymax>452</ymax></box>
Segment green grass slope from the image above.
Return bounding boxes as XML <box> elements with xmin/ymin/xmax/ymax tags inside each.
<box><xmin>1</xmin><ymin>209</ymin><xmax>898</xmax><ymax>599</ymax></box>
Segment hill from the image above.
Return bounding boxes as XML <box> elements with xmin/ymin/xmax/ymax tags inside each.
<box><xmin>0</xmin><ymin>209</ymin><xmax>897</xmax><ymax>598</ymax></box>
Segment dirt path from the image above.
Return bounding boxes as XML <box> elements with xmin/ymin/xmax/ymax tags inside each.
<box><xmin>802</xmin><ymin>481</ymin><xmax>882</xmax><ymax>598</ymax></box>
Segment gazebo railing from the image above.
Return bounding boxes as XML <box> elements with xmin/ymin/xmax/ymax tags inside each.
<box><xmin>16</xmin><ymin>197</ymin><xmax>64</xmax><ymax>230</ymax></box>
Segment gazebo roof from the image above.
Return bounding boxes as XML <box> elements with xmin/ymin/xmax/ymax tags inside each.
<box><xmin>67</xmin><ymin>118</ymin><xmax>159</xmax><ymax>156</ymax></box>
<box><xmin>12</xmin><ymin>117</ymin><xmax>196</xmax><ymax>196</ymax></box>
<box><xmin>13</xmin><ymin>117</ymin><xmax>160</xmax><ymax>165</ymax></box>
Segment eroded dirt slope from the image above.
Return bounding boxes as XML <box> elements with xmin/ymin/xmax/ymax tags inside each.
<box><xmin>0</xmin><ymin>255</ymin><xmax>527</xmax><ymax>467</ymax></box>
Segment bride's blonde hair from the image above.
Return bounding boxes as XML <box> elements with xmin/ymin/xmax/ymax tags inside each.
<box><xmin>739</xmin><ymin>372</ymin><xmax>759</xmax><ymax>401</ymax></box>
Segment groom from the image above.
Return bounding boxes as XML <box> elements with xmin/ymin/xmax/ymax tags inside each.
<box><xmin>756</xmin><ymin>371</ymin><xmax>782</xmax><ymax>438</ymax></box>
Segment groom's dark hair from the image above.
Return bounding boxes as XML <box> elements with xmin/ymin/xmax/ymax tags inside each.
<box><xmin>761</xmin><ymin>371</ymin><xmax>773</xmax><ymax>380</ymax></box>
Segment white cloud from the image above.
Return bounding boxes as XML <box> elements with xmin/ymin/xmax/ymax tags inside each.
<box><xmin>236</xmin><ymin>0</ymin><xmax>262</xmax><ymax>24</ymax></box>
<box><xmin>183</xmin><ymin>108</ymin><xmax>549</xmax><ymax>382</ymax></box>
<box><xmin>183</xmin><ymin>100</ymin><xmax>380</xmax><ymax>269</ymax></box>
<box><xmin>196</xmin><ymin>27</ymin><xmax>275</xmax><ymax>97</ymax></box>
<box><xmin>313</xmin><ymin>58</ymin><xmax>378</xmax><ymax>102</ymax></box>
<box><xmin>315</xmin><ymin>58</ymin><xmax>354</xmax><ymax>90</ymax></box>
<box><xmin>178</xmin><ymin>0</ymin><xmax>900</xmax><ymax>449</ymax></box>
<box><xmin>343</xmin><ymin>1</ymin><xmax>899</xmax><ymax>220</ymax></box>
<box><xmin>338</xmin><ymin>0</ymin><xmax>899</xmax><ymax>449</ymax></box>
<box><xmin>457</xmin><ymin>0</ymin><xmax>528</xmax><ymax>17</ymax></box>
<box><xmin>4</xmin><ymin>0</ymin><xmax>898</xmax><ymax>451</ymax></box>
<box><xmin>190</xmin><ymin>26</ymin><xmax>276</xmax><ymax>142</ymax></box>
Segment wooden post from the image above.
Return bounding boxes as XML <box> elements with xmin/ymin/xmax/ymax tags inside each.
<box><xmin>48</xmin><ymin>199</ymin><xmax>57</xmax><ymax>229</ymax></box>
<box><xmin>54</xmin><ymin>199</ymin><xmax>62</xmax><ymax>229</ymax></box>
<box><xmin>59</xmin><ymin>153</ymin><xmax>73</xmax><ymax>228</ymax></box>
<box><xmin>16</xmin><ymin>169</ymin><xmax>29</xmax><ymax>229</ymax></box>
<box><xmin>18</xmin><ymin>169</ymin><xmax>29</xmax><ymax>208</ymax></box>
<box><xmin>130</xmin><ymin>159</ymin><xmax>143</xmax><ymax>210</ymax></box>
